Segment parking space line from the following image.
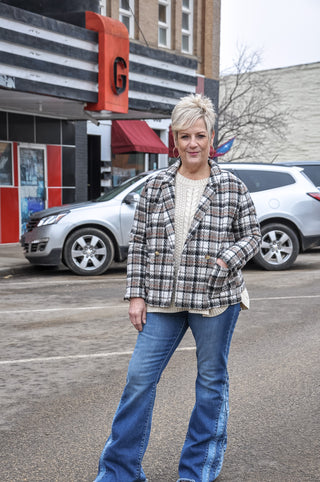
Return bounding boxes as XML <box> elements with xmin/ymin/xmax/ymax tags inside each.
<box><xmin>0</xmin><ymin>277</ymin><xmax>126</xmax><ymax>288</ymax></box>
<box><xmin>251</xmin><ymin>294</ymin><xmax>320</xmax><ymax>300</ymax></box>
<box><xmin>0</xmin><ymin>347</ymin><xmax>196</xmax><ymax>366</ymax></box>
<box><xmin>1</xmin><ymin>294</ymin><xmax>319</xmax><ymax>316</ymax></box>
<box><xmin>0</xmin><ymin>305</ymin><xmax>127</xmax><ymax>315</ymax></box>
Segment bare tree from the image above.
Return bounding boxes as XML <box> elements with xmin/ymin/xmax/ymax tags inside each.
<box><xmin>217</xmin><ymin>47</ymin><xmax>291</xmax><ymax>162</ymax></box>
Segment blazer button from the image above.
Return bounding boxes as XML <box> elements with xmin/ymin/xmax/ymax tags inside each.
<box><xmin>155</xmin><ymin>251</ymin><xmax>160</xmax><ymax>256</ymax></box>
<box><xmin>205</xmin><ymin>255</ymin><xmax>211</xmax><ymax>260</ymax></box>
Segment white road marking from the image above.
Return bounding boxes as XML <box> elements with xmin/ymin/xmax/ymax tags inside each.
<box><xmin>251</xmin><ymin>295</ymin><xmax>320</xmax><ymax>301</ymax></box>
<box><xmin>1</xmin><ymin>294</ymin><xmax>319</xmax><ymax>366</ymax></box>
<box><xmin>0</xmin><ymin>277</ymin><xmax>126</xmax><ymax>288</ymax></box>
<box><xmin>0</xmin><ymin>294</ymin><xmax>319</xmax><ymax>316</ymax></box>
<box><xmin>0</xmin><ymin>347</ymin><xmax>196</xmax><ymax>366</ymax></box>
<box><xmin>0</xmin><ymin>305</ymin><xmax>127</xmax><ymax>315</ymax></box>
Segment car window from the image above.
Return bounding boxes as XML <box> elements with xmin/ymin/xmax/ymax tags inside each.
<box><xmin>300</xmin><ymin>166</ymin><xmax>320</xmax><ymax>187</ymax></box>
<box><xmin>94</xmin><ymin>174</ymin><xmax>147</xmax><ymax>202</ymax></box>
<box><xmin>132</xmin><ymin>183</ymin><xmax>145</xmax><ymax>195</ymax></box>
<box><xmin>233</xmin><ymin>169</ymin><xmax>296</xmax><ymax>193</ymax></box>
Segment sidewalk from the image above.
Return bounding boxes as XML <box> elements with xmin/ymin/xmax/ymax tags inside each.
<box><xmin>0</xmin><ymin>243</ymin><xmax>31</xmax><ymax>276</ymax></box>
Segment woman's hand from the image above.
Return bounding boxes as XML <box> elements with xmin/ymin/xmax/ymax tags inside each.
<box><xmin>129</xmin><ymin>297</ymin><xmax>147</xmax><ymax>332</ymax></box>
<box><xmin>216</xmin><ymin>258</ymin><xmax>228</xmax><ymax>269</ymax></box>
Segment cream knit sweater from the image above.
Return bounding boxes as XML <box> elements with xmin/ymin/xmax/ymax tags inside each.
<box><xmin>147</xmin><ymin>172</ymin><xmax>249</xmax><ymax>316</ymax></box>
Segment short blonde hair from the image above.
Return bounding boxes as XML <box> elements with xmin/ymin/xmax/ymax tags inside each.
<box><xmin>171</xmin><ymin>94</ymin><xmax>216</xmax><ymax>142</ymax></box>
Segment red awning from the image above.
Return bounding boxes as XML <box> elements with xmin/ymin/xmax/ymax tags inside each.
<box><xmin>111</xmin><ymin>120</ymin><xmax>168</xmax><ymax>154</ymax></box>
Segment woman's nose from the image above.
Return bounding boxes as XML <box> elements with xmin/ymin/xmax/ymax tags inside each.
<box><xmin>189</xmin><ymin>136</ymin><xmax>197</xmax><ymax>146</ymax></box>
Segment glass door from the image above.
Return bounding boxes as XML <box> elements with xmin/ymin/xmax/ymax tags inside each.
<box><xmin>19</xmin><ymin>145</ymin><xmax>47</xmax><ymax>234</ymax></box>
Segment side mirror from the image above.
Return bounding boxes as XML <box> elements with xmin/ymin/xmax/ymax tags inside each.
<box><xmin>123</xmin><ymin>192</ymin><xmax>140</xmax><ymax>204</ymax></box>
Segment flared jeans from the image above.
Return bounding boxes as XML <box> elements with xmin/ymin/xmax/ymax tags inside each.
<box><xmin>94</xmin><ymin>303</ymin><xmax>241</xmax><ymax>482</ymax></box>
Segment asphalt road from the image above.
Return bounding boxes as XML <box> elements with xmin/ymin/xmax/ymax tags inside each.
<box><xmin>0</xmin><ymin>251</ymin><xmax>319</xmax><ymax>482</ymax></box>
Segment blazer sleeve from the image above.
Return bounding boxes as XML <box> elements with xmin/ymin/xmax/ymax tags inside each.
<box><xmin>219</xmin><ymin>182</ymin><xmax>262</xmax><ymax>271</ymax></box>
<box><xmin>124</xmin><ymin>184</ymin><xmax>149</xmax><ymax>300</ymax></box>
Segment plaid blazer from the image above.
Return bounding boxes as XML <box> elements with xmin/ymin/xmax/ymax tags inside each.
<box><xmin>125</xmin><ymin>159</ymin><xmax>261</xmax><ymax>310</ymax></box>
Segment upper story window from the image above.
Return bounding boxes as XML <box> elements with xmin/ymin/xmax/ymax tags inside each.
<box><xmin>158</xmin><ymin>0</ymin><xmax>171</xmax><ymax>48</ymax></box>
<box><xmin>181</xmin><ymin>0</ymin><xmax>193</xmax><ymax>53</ymax></box>
<box><xmin>99</xmin><ymin>0</ymin><xmax>107</xmax><ymax>16</ymax></box>
<box><xmin>119</xmin><ymin>0</ymin><xmax>134</xmax><ymax>38</ymax></box>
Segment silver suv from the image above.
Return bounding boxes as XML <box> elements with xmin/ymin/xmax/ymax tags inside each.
<box><xmin>221</xmin><ymin>163</ymin><xmax>320</xmax><ymax>270</ymax></box>
<box><xmin>21</xmin><ymin>163</ymin><xmax>320</xmax><ymax>274</ymax></box>
<box><xmin>275</xmin><ymin>161</ymin><xmax>320</xmax><ymax>189</ymax></box>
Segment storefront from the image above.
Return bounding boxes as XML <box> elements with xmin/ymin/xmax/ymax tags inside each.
<box><xmin>110</xmin><ymin>120</ymin><xmax>168</xmax><ymax>185</ymax></box>
<box><xmin>0</xmin><ymin>1</ymin><xmax>129</xmax><ymax>243</ymax></box>
<box><xmin>0</xmin><ymin>1</ymin><xmax>212</xmax><ymax>244</ymax></box>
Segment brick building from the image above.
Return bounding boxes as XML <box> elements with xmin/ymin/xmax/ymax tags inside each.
<box><xmin>0</xmin><ymin>0</ymin><xmax>221</xmax><ymax>243</ymax></box>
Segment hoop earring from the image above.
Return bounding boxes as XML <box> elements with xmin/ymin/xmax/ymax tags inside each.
<box><xmin>173</xmin><ymin>146</ymin><xmax>179</xmax><ymax>158</ymax></box>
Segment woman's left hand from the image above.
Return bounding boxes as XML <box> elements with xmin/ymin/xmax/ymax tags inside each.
<box><xmin>216</xmin><ymin>258</ymin><xmax>228</xmax><ymax>269</ymax></box>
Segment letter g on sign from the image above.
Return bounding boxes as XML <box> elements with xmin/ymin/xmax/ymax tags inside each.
<box><xmin>112</xmin><ymin>57</ymin><xmax>127</xmax><ymax>95</ymax></box>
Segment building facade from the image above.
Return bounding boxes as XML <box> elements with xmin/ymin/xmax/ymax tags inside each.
<box><xmin>258</xmin><ymin>62</ymin><xmax>320</xmax><ymax>164</ymax></box>
<box><xmin>0</xmin><ymin>0</ymin><xmax>221</xmax><ymax>243</ymax></box>
<box><xmin>219</xmin><ymin>62</ymin><xmax>320</xmax><ymax>164</ymax></box>
<box><xmin>87</xmin><ymin>0</ymin><xmax>221</xmax><ymax>190</ymax></box>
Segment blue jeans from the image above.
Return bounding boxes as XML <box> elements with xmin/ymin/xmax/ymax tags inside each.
<box><xmin>95</xmin><ymin>303</ymin><xmax>240</xmax><ymax>482</ymax></box>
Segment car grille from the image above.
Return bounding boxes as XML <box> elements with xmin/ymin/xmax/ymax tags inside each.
<box><xmin>26</xmin><ymin>217</ymin><xmax>41</xmax><ymax>231</ymax></box>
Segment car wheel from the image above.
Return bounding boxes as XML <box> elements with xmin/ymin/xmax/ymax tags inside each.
<box><xmin>63</xmin><ymin>228</ymin><xmax>114</xmax><ymax>276</ymax></box>
<box><xmin>254</xmin><ymin>223</ymin><xmax>299</xmax><ymax>270</ymax></box>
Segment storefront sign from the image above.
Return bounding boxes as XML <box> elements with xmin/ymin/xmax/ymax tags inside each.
<box><xmin>85</xmin><ymin>12</ymin><xmax>129</xmax><ymax>114</ymax></box>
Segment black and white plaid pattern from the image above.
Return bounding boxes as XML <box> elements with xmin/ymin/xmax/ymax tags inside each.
<box><xmin>125</xmin><ymin>160</ymin><xmax>261</xmax><ymax>310</ymax></box>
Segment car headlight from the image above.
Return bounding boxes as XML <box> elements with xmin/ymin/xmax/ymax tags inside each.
<box><xmin>37</xmin><ymin>212</ymin><xmax>69</xmax><ymax>227</ymax></box>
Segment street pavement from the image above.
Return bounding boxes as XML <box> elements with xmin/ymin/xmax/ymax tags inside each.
<box><xmin>0</xmin><ymin>242</ymin><xmax>30</xmax><ymax>276</ymax></box>
<box><xmin>0</xmin><ymin>245</ymin><xmax>319</xmax><ymax>481</ymax></box>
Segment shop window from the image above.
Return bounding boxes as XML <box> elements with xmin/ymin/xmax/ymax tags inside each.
<box><xmin>112</xmin><ymin>152</ymin><xmax>145</xmax><ymax>186</ymax></box>
<box><xmin>62</xmin><ymin>147</ymin><xmax>75</xmax><ymax>187</ymax></box>
<box><xmin>62</xmin><ymin>121</ymin><xmax>75</xmax><ymax>146</ymax></box>
<box><xmin>0</xmin><ymin>142</ymin><xmax>13</xmax><ymax>186</ymax></box>
<box><xmin>119</xmin><ymin>0</ymin><xmax>134</xmax><ymax>38</ymax></box>
<box><xmin>8</xmin><ymin>113</ymin><xmax>35</xmax><ymax>143</ymax></box>
<box><xmin>0</xmin><ymin>112</ymin><xmax>7</xmax><ymax>140</ymax></box>
<box><xmin>158</xmin><ymin>0</ymin><xmax>171</xmax><ymax>48</ymax></box>
<box><xmin>182</xmin><ymin>0</ymin><xmax>193</xmax><ymax>54</ymax></box>
<box><xmin>36</xmin><ymin>117</ymin><xmax>61</xmax><ymax>145</ymax></box>
<box><xmin>149</xmin><ymin>153</ymin><xmax>159</xmax><ymax>171</ymax></box>
<box><xmin>62</xmin><ymin>188</ymin><xmax>75</xmax><ymax>204</ymax></box>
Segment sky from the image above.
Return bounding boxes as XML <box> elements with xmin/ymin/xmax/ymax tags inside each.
<box><xmin>220</xmin><ymin>0</ymin><xmax>320</xmax><ymax>73</ymax></box>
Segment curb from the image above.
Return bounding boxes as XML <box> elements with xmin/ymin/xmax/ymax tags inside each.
<box><xmin>0</xmin><ymin>264</ymin><xmax>33</xmax><ymax>277</ymax></box>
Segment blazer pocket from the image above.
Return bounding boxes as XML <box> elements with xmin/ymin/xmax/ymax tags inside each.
<box><xmin>208</xmin><ymin>263</ymin><xmax>230</xmax><ymax>294</ymax></box>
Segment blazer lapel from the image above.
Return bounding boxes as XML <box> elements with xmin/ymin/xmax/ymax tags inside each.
<box><xmin>159</xmin><ymin>160</ymin><xmax>180</xmax><ymax>250</ymax></box>
<box><xmin>162</xmin><ymin>182</ymin><xmax>176</xmax><ymax>250</ymax></box>
<box><xmin>185</xmin><ymin>161</ymin><xmax>221</xmax><ymax>243</ymax></box>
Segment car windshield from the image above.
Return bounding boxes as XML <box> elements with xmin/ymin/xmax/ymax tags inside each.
<box><xmin>94</xmin><ymin>173</ymin><xmax>147</xmax><ymax>202</ymax></box>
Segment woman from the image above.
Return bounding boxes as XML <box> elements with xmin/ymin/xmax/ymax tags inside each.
<box><xmin>94</xmin><ymin>94</ymin><xmax>261</xmax><ymax>482</ymax></box>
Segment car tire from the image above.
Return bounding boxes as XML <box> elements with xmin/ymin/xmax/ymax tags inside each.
<box><xmin>254</xmin><ymin>223</ymin><xmax>299</xmax><ymax>271</ymax></box>
<box><xmin>63</xmin><ymin>228</ymin><xmax>114</xmax><ymax>276</ymax></box>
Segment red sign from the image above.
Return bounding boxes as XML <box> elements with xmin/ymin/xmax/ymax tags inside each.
<box><xmin>85</xmin><ymin>12</ymin><xmax>129</xmax><ymax>113</ymax></box>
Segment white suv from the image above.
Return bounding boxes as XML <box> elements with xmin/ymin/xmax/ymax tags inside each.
<box><xmin>21</xmin><ymin>163</ymin><xmax>320</xmax><ymax>274</ymax></box>
<box><xmin>221</xmin><ymin>163</ymin><xmax>320</xmax><ymax>270</ymax></box>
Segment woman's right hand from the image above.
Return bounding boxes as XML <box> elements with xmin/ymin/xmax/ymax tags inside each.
<box><xmin>129</xmin><ymin>297</ymin><xmax>147</xmax><ymax>332</ymax></box>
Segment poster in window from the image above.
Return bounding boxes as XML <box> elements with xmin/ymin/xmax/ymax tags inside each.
<box><xmin>19</xmin><ymin>147</ymin><xmax>45</xmax><ymax>233</ymax></box>
<box><xmin>0</xmin><ymin>142</ymin><xmax>13</xmax><ymax>185</ymax></box>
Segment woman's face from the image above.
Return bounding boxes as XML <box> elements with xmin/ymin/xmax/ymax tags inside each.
<box><xmin>175</xmin><ymin>118</ymin><xmax>214</xmax><ymax>173</ymax></box>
